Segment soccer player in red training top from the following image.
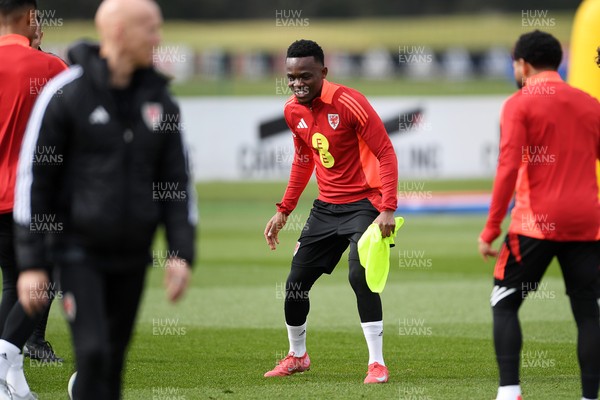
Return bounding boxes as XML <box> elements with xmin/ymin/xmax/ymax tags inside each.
<box><xmin>263</xmin><ymin>39</ymin><xmax>398</xmax><ymax>384</ymax></box>
<box><xmin>479</xmin><ymin>30</ymin><xmax>600</xmax><ymax>400</ymax></box>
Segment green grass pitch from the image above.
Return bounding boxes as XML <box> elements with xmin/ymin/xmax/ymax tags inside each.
<box><xmin>25</xmin><ymin>181</ymin><xmax>580</xmax><ymax>399</ymax></box>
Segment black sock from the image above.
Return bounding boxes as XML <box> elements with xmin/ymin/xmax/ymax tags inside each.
<box><xmin>571</xmin><ymin>297</ymin><xmax>600</xmax><ymax>399</ymax></box>
<box><xmin>493</xmin><ymin>307</ymin><xmax>522</xmax><ymax>386</ymax></box>
<box><xmin>284</xmin><ymin>266</ymin><xmax>323</xmax><ymax>326</ymax></box>
<box><xmin>348</xmin><ymin>257</ymin><xmax>382</xmax><ymax>322</ymax></box>
<box><xmin>2</xmin><ymin>302</ymin><xmax>40</xmax><ymax>349</ymax></box>
<box><xmin>492</xmin><ymin>289</ymin><xmax>524</xmax><ymax>387</ymax></box>
<box><xmin>29</xmin><ymin>300</ymin><xmax>52</xmax><ymax>343</ymax></box>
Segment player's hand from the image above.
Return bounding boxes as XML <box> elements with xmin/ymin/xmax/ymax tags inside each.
<box><xmin>17</xmin><ymin>269</ymin><xmax>50</xmax><ymax>316</ymax></box>
<box><xmin>264</xmin><ymin>212</ymin><xmax>288</xmax><ymax>250</ymax></box>
<box><xmin>373</xmin><ymin>210</ymin><xmax>396</xmax><ymax>238</ymax></box>
<box><xmin>478</xmin><ymin>237</ymin><xmax>498</xmax><ymax>261</ymax></box>
<box><xmin>164</xmin><ymin>257</ymin><xmax>191</xmax><ymax>303</ymax></box>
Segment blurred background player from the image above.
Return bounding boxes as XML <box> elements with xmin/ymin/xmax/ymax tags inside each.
<box><xmin>19</xmin><ymin>10</ymin><xmax>66</xmax><ymax>366</ymax></box>
<box><xmin>13</xmin><ymin>0</ymin><xmax>196</xmax><ymax>399</ymax></box>
<box><xmin>263</xmin><ymin>39</ymin><xmax>398</xmax><ymax>384</ymax></box>
<box><xmin>479</xmin><ymin>30</ymin><xmax>600</xmax><ymax>400</ymax></box>
<box><xmin>0</xmin><ymin>0</ymin><xmax>67</xmax><ymax>398</ymax></box>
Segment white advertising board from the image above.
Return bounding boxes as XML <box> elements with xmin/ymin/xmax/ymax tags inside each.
<box><xmin>178</xmin><ymin>96</ymin><xmax>506</xmax><ymax>181</ymax></box>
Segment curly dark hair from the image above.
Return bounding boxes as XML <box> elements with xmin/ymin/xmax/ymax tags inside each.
<box><xmin>513</xmin><ymin>30</ymin><xmax>562</xmax><ymax>70</ymax></box>
<box><xmin>287</xmin><ymin>39</ymin><xmax>324</xmax><ymax>66</ymax></box>
<box><xmin>0</xmin><ymin>0</ymin><xmax>37</xmax><ymax>15</ymax></box>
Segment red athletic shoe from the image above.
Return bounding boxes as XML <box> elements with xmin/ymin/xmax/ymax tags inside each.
<box><xmin>264</xmin><ymin>352</ymin><xmax>310</xmax><ymax>377</ymax></box>
<box><xmin>496</xmin><ymin>395</ymin><xmax>523</xmax><ymax>400</ymax></box>
<box><xmin>364</xmin><ymin>362</ymin><xmax>388</xmax><ymax>384</ymax></box>
<box><xmin>495</xmin><ymin>394</ymin><xmax>523</xmax><ymax>400</ymax></box>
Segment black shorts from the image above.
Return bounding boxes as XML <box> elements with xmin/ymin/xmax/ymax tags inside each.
<box><xmin>493</xmin><ymin>233</ymin><xmax>600</xmax><ymax>300</ymax></box>
<box><xmin>0</xmin><ymin>212</ymin><xmax>15</xmax><ymax>270</ymax></box>
<box><xmin>291</xmin><ymin>198</ymin><xmax>379</xmax><ymax>274</ymax></box>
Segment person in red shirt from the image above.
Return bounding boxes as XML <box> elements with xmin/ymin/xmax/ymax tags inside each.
<box><xmin>263</xmin><ymin>39</ymin><xmax>398</xmax><ymax>384</ymax></box>
<box><xmin>479</xmin><ymin>30</ymin><xmax>600</xmax><ymax>400</ymax></box>
<box><xmin>0</xmin><ymin>0</ymin><xmax>66</xmax><ymax>398</ymax></box>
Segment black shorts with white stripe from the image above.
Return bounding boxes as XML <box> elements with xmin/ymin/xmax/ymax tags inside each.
<box><xmin>492</xmin><ymin>233</ymin><xmax>600</xmax><ymax>301</ymax></box>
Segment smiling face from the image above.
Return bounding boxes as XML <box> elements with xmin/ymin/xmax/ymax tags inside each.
<box><xmin>286</xmin><ymin>56</ymin><xmax>327</xmax><ymax>105</ymax></box>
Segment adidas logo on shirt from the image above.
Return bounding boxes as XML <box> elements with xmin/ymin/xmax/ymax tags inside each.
<box><xmin>296</xmin><ymin>118</ymin><xmax>308</xmax><ymax>129</ymax></box>
<box><xmin>89</xmin><ymin>105</ymin><xmax>110</xmax><ymax>125</ymax></box>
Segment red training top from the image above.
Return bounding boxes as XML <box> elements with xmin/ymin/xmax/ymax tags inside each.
<box><xmin>0</xmin><ymin>34</ymin><xmax>67</xmax><ymax>213</ymax></box>
<box><xmin>481</xmin><ymin>71</ymin><xmax>600</xmax><ymax>243</ymax></box>
<box><xmin>277</xmin><ymin>80</ymin><xmax>398</xmax><ymax>214</ymax></box>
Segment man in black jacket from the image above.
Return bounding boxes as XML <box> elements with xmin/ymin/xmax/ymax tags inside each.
<box><xmin>13</xmin><ymin>0</ymin><xmax>196</xmax><ymax>399</ymax></box>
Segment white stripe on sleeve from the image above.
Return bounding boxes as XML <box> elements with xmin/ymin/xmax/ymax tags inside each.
<box><xmin>14</xmin><ymin>66</ymin><xmax>83</xmax><ymax>225</ymax></box>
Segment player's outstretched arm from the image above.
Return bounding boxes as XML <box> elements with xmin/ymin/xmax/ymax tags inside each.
<box><xmin>264</xmin><ymin>212</ymin><xmax>288</xmax><ymax>250</ymax></box>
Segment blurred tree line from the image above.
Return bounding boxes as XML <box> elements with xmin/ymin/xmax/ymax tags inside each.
<box><xmin>45</xmin><ymin>0</ymin><xmax>578</xmax><ymax>19</ymax></box>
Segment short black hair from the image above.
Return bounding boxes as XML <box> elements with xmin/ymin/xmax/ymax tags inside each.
<box><xmin>0</xmin><ymin>0</ymin><xmax>37</xmax><ymax>15</ymax></box>
<box><xmin>512</xmin><ymin>30</ymin><xmax>562</xmax><ymax>70</ymax></box>
<box><xmin>287</xmin><ymin>39</ymin><xmax>324</xmax><ymax>66</ymax></box>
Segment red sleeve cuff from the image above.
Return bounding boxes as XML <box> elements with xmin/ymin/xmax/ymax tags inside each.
<box><xmin>276</xmin><ymin>202</ymin><xmax>292</xmax><ymax>215</ymax></box>
<box><xmin>480</xmin><ymin>226</ymin><xmax>501</xmax><ymax>244</ymax></box>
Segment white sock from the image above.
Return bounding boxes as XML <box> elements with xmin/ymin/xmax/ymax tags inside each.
<box><xmin>582</xmin><ymin>397</ymin><xmax>598</xmax><ymax>400</ymax></box>
<box><xmin>286</xmin><ymin>322</ymin><xmax>307</xmax><ymax>357</ymax></box>
<box><xmin>6</xmin><ymin>354</ymin><xmax>31</xmax><ymax>396</ymax></box>
<box><xmin>361</xmin><ymin>321</ymin><xmax>384</xmax><ymax>366</ymax></box>
<box><xmin>496</xmin><ymin>385</ymin><xmax>521</xmax><ymax>400</ymax></box>
<box><xmin>0</xmin><ymin>339</ymin><xmax>20</xmax><ymax>380</ymax></box>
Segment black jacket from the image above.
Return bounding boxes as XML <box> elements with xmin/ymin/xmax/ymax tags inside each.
<box><xmin>14</xmin><ymin>42</ymin><xmax>196</xmax><ymax>270</ymax></box>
